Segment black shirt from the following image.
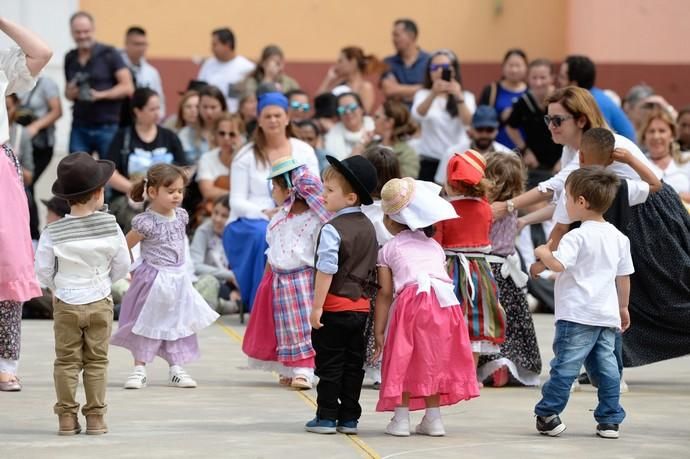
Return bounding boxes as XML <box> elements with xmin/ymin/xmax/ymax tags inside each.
<box><xmin>106</xmin><ymin>125</ymin><xmax>187</xmax><ymax>198</ymax></box>
<box><xmin>506</xmin><ymin>92</ymin><xmax>562</xmax><ymax>169</ymax></box>
<box><xmin>64</xmin><ymin>42</ymin><xmax>128</xmax><ymax>125</ymax></box>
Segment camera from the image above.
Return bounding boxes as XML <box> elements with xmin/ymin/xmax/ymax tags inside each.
<box><xmin>72</xmin><ymin>71</ymin><xmax>92</xmax><ymax>101</ymax></box>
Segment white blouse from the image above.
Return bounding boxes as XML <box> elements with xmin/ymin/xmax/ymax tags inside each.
<box><xmin>410</xmin><ymin>89</ymin><xmax>476</xmax><ymax>161</ymax></box>
<box><xmin>1</xmin><ymin>47</ymin><xmax>35</xmax><ymax>144</ymax></box>
<box><xmin>324</xmin><ymin>116</ymin><xmax>375</xmax><ymax>160</ymax></box>
<box><xmin>229</xmin><ymin>138</ymin><xmax>319</xmax><ymax>222</ymax></box>
<box><xmin>266</xmin><ymin>210</ymin><xmax>321</xmax><ymax>270</ymax></box>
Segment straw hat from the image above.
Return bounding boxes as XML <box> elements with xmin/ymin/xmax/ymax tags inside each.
<box><xmin>381</xmin><ymin>178</ymin><xmax>458</xmax><ymax>230</ymax></box>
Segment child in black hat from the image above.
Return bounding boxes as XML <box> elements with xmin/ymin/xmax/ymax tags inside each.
<box><xmin>34</xmin><ymin>153</ymin><xmax>130</xmax><ymax>436</ymax></box>
<box><xmin>305</xmin><ymin>155</ymin><xmax>379</xmax><ymax>435</ymax></box>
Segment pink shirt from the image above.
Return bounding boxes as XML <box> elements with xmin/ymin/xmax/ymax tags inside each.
<box><xmin>377</xmin><ymin>230</ymin><xmax>451</xmax><ymax>295</ymax></box>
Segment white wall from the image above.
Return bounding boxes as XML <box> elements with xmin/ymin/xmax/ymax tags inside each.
<box><xmin>2</xmin><ymin>0</ymin><xmax>78</xmax><ymax>153</ymax></box>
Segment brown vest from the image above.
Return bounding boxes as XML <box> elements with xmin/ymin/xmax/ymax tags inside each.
<box><xmin>317</xmin><ymin>211</ymin><xmax>378</xmax><ymax>300</ymax></box>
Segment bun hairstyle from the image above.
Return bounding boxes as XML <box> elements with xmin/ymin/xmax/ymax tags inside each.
<box><xmin>130</xmin><ymin>163</ymin><xmax>189</xmax><ymax>203</ymax></box>
<box><xmin>485</xmin><ymin>152</ymin><xmax>525</xmax><ymax>203</ymax></box>
<box><xmin>382</xmin><ymin>99</ymin><xmax>418</xmax><ymax>142</ymax></box>
<box><xmin>341</xmin><ymin>46</ymin><xmax>386</xmax><ymax>75</ymax></box>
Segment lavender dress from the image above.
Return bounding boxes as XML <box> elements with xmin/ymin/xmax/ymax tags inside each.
<box><xmin>111</xmin><ymin>208</ymin><xmax>219</xmax><ymax>365</ymax></box>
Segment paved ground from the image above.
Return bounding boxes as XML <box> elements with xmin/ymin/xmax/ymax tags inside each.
<box><xmin>1</xmin><ymin>314</ymin><xmax>689</xmax><ymax>459</ymax></box>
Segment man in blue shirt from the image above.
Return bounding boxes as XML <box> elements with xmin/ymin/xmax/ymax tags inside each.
<box><xmin>380</xmin><ymin>19</ymin><xmax>430</xmax><ymax>105</ymax></box>
<box><xmin>557</xmin><ymin>55</ymin><xmax>635</xmax><ymax>141</ymax></box>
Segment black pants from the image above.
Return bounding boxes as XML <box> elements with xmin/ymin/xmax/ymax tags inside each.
<box><xmin>312</xmin><ymin>311</ymin><xmax>368</xmax><ymax>421</ymax></box>
<box><xmin>32</xmin><ymin>145</ymin><xmax>54</xmax><ymax>184</ymax></box>
<box><xmin>418</xmin><ymin>157</ymin><xmax>440</xmax><ymax>182</ymax></box>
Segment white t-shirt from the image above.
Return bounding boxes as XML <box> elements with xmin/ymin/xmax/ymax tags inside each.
<box><xmin>196</xmin><ymin>148</ymin><xmax>228</xmax><ymax>182</ymax></box>
<box><xmin>197</xmin><ymin>55</ymin><xmax>255</xmax><ymax>113</ymax></box>
<box><xmin>410</xmin><ymin>89</ymin><xmax>476</xmax><ymax>161</ymax></box>
<box><xmin>552</xmin><ymin>220</ymin><xmax>634</xmax><ymax>329</ymax></box>
<box><xmin>435</xmin><ymin>140</ymin><xmax>514</xmax><ymax>184</ymax></box>
<box><xmin>648</xmin><ymin>159</ymin><xmax>690</xmax><ymax>195</ymax></box>
<box><xmin>553</xmin><ymin>178</ymin><xmax>650</xmax><ymax>224</ymax></box>
<box><xmin>323</xmin><ymin>116</ymin><xmax>375</xmax><ymax>160</ymax></box>
<box><xmin>229</xmin><ymin>138</ymin><xmax>319</xmax><ymax>222</ymax></box>
<box><xmin>538</xmin><ymin>134</ymin><xmax>659</xmax><ymax>199</ymax></box>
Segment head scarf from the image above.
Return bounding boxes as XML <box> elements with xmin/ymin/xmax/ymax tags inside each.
<box><xmin>257</xmin><ymin>91</ymin><xmax>289</xmax><ymax>115</ymax></box>
<box><xmin>271</xmin><ymin>165</ymin><xmax>332</xmax><ymax>228</ymax></box>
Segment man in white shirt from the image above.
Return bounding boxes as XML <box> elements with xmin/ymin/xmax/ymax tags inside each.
<box><xmin>531</xmin><ymin>167</ymin><xmax>632</xmax><ymax>440</ymax></box>
<box><xmin>121</xmin><ymin>26</ymin><xmax>165</xmax><ymax>118</ymax></box>
<box><xmin>197</xmin><ymin>27</ymin><xmax>255</xmax><ymax>113</ymax></box>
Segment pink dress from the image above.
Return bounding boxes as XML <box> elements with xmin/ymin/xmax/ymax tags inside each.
<box><xmin>376</xmin><ymin>230</ymin><xmax>479</xmax><ymax>411</ymax></box>
<box><xmin>0</xmin><ymin>145</ymin><xmax>41</xmax><ymax>301</ymax></box>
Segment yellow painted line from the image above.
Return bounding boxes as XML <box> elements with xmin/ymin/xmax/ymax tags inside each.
<box><xmin>216</xmin><ymin>320</ymin><xmax>381</xmax><ymax>459</ymax></box>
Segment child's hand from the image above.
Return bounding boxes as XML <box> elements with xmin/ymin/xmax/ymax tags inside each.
<box><xmin>534</xmin><ymin>239</ymin><xmax>554</xmax><ymax>261</ymax></box>
<box><xmin>611</xmin><ymin>148</ymin><xmax>632</xmax><ymax>164</ymax></box>
<box><xmin>372</xmin><ymin>333</ymin><xmax>385</xmax><ymax>362</ymax></box>
<box><xmin>310</xmin><ymin>307</ymin><xmax>324</xmax><ymax>329</ymax></box>
<box><xmin>620</xmin><ymin>308</ymin><xmax>631</xmax><ymax>332</ymax></box>
<box><xmin>529</xmin><ymin>261</ymin><xmax>546</xmax><ymax>279</ymax></box>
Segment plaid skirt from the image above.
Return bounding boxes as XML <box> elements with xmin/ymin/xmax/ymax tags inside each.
<box><xmin>273</xmin><ymin>266</ymin><xmax>316</xmax><ymax>363</ymax></box>
<box><xmin>447</xmin><ymin>253</ymin><xmax>506</xmax><ymax>345</ymax></box>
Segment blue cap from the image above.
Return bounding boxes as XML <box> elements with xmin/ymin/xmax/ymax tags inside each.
<box><xmin>257</xmin><ymin>92</ymin><xmax>289</xmax><ymax>115</ymax></box>
<box><xmin>472</xmin><ymin>105</ymin><xmax>499</xmax><ymax>129</ymax></box>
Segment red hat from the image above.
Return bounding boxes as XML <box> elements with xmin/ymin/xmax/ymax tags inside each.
<box><xmin>447</xmin><ymin>150</ymin><xmax>486</xmax><ymax>186</ymax></box>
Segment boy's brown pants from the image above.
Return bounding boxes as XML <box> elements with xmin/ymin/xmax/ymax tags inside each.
<box><xmin>53</xmin><ymin>297</ymin><xmax>113</xmax><ymax>416</ymax></box>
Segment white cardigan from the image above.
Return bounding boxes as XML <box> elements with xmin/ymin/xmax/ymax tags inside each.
<box><xmin>229</xmin><ymin>138</ymin><xmax>319</xmax><ymax>222</ymax></box>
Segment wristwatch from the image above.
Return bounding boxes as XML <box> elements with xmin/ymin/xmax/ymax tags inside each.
<box><xmin>506</xmin><ymin>199</ymin><xmax>515</xmax><ymax>213</ymax></box>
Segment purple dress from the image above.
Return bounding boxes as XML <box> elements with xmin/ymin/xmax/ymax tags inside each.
<box><xmin>111</xmin><ymin>208</ymin><xmax>218</xmax><ymax>365</ymax></box>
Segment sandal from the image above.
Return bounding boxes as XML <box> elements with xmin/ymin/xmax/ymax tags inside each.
<box><xmin>291</xmin><ymin>375</ymin><xmax>313</xmax><ymax>390</ymax></box>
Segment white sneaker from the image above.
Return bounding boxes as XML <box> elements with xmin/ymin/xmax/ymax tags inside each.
<box><xmin>124</xmin><ymin>369</ymin><xmax>147</xmax><ymax>389</ymax></box>
<box><xmin>620</xmin><ymin>379</ymin><xmax>629</xmax><ymax>394</ymax></box>
<box><xmin>570</xmin><ymin>380</ymin><xmax>581</xmax><ymax>393</ymax></box>
<box><xmin>415</xmin><ymin>416</ymin><xmax>446</xmax><ymax>436</ymax></box>
<box><xmin>168</xmin><ymin>367</ymin><xmax>197</xmax><ymax>388</ymax></box>
<box><xmin>385</xmin><ymin>416</ymin><xmax>411</xmax><ymax>437</ymax></box>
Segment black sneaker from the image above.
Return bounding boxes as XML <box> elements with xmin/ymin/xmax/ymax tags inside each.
<box><xmin>577</xmin><ymin>372</ymin><xmax>591</xmax><ymax>385</ymax></box>
<box><xmin>596</xmin><ymin>423</ymin><xmax>619</xmax><ymax>439</ymax></box>
<box><xmin>536</xmin><ymin>415</ymin><xmax>566</xmax><ymax>436</ymax></box>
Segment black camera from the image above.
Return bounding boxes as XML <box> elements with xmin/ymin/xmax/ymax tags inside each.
<box><xmin>72</xmin><ymin>71</ymin><xmax>92</xmax><ymax>101</ymax></box>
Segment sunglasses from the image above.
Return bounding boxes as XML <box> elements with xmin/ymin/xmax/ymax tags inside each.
<box><xmin>337</xmin><ymin>103</ymin><xmax>360</xmax><ymax>115</ymax></box>
<box><xmin>543</xmin><ymin>115</ymin><xmax>574</xmax><ymax>127</ymax></box>
<box><xmin>429</xmin><ymin>63</ymin><xmax>451</xmax><ymax>72</ymax></box>
<box><xmin>217</xmin><ymin>130</ymin><xmax>239</xmax><ymax>138</ymax></box>
<box><xmin>290</xmin><ymin>101</ymin><xmax>311</xmax><ymax>112</ymax></box>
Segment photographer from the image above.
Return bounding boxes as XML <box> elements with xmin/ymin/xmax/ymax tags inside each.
<box><xmin>64</xmin><ymin>11</ymin><xmax>134</xmax><ymax>157</ymax></box>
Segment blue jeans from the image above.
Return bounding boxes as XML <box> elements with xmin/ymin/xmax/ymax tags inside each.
<box><xmin>535</xmin><ymin>320</ymin><xmax>626</xmax><ymax>425</ymax></box>
<box><xmin>586</xmin><ymin>331</ymin><xmax>623</xmax><ymax>385</ymax></box>
<box><xmin>69</xmin><ymin>124</ymin><xmax>119</xmax><ymax>156</ymax></box>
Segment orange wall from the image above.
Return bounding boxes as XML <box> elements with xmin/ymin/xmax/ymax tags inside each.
<box><xmin>80</xmin><ymin>0</ymin><xmax>568</xmax><ymax>62</ymax></box>
<box><xmin>566</xmin><ymin>0</ymin><xmax>690</xmax><ymax>63</ymax></box>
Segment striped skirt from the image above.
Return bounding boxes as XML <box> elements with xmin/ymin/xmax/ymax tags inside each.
<box><xmin>446</xmin><ymin>253</ymin><xmax>506</xmax><ymax>346</ymax></box>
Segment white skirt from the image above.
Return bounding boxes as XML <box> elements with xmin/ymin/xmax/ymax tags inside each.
<box><xmin>132</xmin><ymin>263</ymin><xmax>219</xmax><ymax>341</ymax></box>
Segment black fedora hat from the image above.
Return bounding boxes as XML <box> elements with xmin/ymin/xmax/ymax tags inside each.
<box><xmin>52</xmin><ymin>153</ymin><xmax>116</xmax><ymax>199</ymax></box>
<box><xmin>325</xmin><ymin>155</ymin><xmax>377</xmax><ymax>205</ymax></box>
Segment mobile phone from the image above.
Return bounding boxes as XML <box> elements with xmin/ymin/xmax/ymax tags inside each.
<box><xmin>441</xmin><ymin>68</ymin><xmax>452</xmax><ymax>82</ymax></box>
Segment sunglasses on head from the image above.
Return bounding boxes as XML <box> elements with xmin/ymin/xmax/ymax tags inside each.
<box><xmin>337</xmin><ymin>102</ymin><xmax>359</xmax><ymax>115</ymax></box>
<box><xmin>429</xmin><ymin>63</ymin><xmax>451</xmax><ymax>72</ymax></box>
<box><xmin>290</xmin><ymin>101</ymin><xmax>311</xmax><ymax>112</ymax></box>
<box><xmin>217</xmin><ymin>130</ymin><xmax>239</xmax><ymax>138</ymax></box>
<box><xmin>543</xmin><ymin>114</ymin><xmax>574</xmax><ymax>127</ymax></box>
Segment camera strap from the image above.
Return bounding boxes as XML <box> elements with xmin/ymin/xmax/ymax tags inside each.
<box><xmin>21</xmin><ymin>77</ymin><xmax>41</xmax><ymax>109</ymax></box>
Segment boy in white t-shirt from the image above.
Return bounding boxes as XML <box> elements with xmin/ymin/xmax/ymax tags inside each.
<box><xmin>532</xmin><ymin>167</ymin><xmax>634</xmax><ymax>440</ymax></box>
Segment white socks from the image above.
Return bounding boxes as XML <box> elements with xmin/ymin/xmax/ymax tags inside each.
<box><xmin>393</xmin><ymin>406</ymin><xmax>409</xmax><ymax>421</ymax></box>
<box><xmin>133</xmin><ymin>364</ymin><xmax>146</xmax><ymax>374</ymax></box>
<box><xmin>425</xmin><ymin>407</ymin><xmax>441</xmax><ymax>420</ymax></box>
<box><xmin>169</xmin><ymin>365</ymin><xmax>183</xmax><ymax>375</ymax></box>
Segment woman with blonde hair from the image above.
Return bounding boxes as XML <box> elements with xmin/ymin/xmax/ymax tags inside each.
<box><xmin>638</xmin><ymin>107</ymin><xmax>690</xmax><ymax>202</ymax></box>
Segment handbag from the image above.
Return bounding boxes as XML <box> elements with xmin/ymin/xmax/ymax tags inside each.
<box><xmin>15</xmin><ymin>79</ymin><xmax>40</xmax><ymax>126</ymax></box>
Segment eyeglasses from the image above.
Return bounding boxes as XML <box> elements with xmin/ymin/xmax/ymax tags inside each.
<box><xmin>429</xmin><ymin>63</ymin><xmax>451</xmax><ymax>72</ymax></box>
<box><xmin>290</xmin><ymin>101</ymin><xmax>311</xmax><ymax>112</ymax></box>
<box><xmin>217</xmin><ymin>130</ymin><xmax>239</xmax><ymax>138</ymax></box>
<box><xmin>337</xmin><ymin>103</ymin><xmax>360</xmax><ymax>115</ymax></box>
<box><xmin>543</xmin><ymin>115</ymin><xmax>574</xmax><ymax>127</ymax></box>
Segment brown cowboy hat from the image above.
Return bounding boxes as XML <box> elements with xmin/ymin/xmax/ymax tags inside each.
<box><xmin>52</xmin><ymin>153</ymin><xmax>116</xmax><ymax>199</ymax></box>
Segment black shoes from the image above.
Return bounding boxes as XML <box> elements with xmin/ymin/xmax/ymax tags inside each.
<box><xmin>536</xmin><ymin>415</ymin><xmax>567</xmax><ymax>436</ymax></box>
<box><xmin>596</xmin><ymin>423</ymin><xmax>620</xmax><ymax>439</ymax></box>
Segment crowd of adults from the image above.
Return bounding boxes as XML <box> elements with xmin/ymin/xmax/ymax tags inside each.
<box><xmin>10</xmin><ymin>12</ymin><xmax>690</xmax><ymax>313</ymax></box>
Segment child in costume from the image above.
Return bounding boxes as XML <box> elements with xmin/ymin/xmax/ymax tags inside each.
<box><xmin>374</xmin><ymin>177</ymin><xmax>480</xmax><ymax>437</ymax></box>
<box><xmin>242</xmin><ymin>157</ymin><xmax>330</xmax><ymax>390</ymax></box>
<box><xmin>111</xmin><ymin>164</ymin><xmax>219</xmax><ymax>389</ymax></box>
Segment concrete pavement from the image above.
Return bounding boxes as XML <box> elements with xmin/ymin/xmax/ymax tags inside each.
<box><xmin>1</xmin><ymin>314</ymin><xmax>689</xmax><ymax>458</ymax></box>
